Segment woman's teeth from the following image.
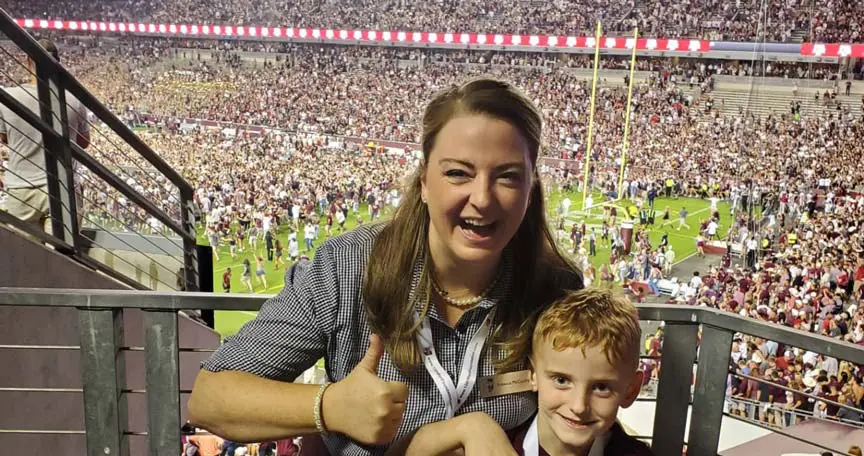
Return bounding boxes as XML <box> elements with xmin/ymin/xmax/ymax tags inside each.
<box><xmin>460</xmin><ymin>219</ymin><xmax>497</xmax><ymax>238</ymax></box>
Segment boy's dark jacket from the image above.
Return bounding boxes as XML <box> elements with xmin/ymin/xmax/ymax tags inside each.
<box><xmin>510</xmin><ymin>418</ymin><xmax>656</xmax><ymax>456</ymax></box>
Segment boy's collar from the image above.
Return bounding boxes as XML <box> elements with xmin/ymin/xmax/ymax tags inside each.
<box><xmin>523</xmin><ymin>414</ymin><xmax>611</xmax><ymax>456</ymax></box>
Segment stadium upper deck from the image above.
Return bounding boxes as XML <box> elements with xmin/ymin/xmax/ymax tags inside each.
<box><xmin>5</xmin><ymin>0</ymin><xmax>863</xmax><ymax>44</ymax></box>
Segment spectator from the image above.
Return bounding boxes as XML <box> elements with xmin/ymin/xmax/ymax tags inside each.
<box><xmin>0</xmin><ymin>39</ymin><xmax>90</xmax><ymax>235</ymax></box>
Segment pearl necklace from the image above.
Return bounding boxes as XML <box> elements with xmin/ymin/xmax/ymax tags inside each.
<box><xmin>431</xmin><ymin>271</ymin><xmax>500</xmax><ymax>309</ymax></box>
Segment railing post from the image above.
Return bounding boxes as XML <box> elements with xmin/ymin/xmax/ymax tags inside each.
<box><xmin>688</xmin><ymin>325</ymin><xmax>733</xmax><ymax>456</ymax></box>
<box><xmin>34</xmin><ymin>62</ymin><xmax>76</xmax><ymax>249</ymax></box>
<box><xmin>78</xmin><ymin>308</ymin><xmax>129</xmax><ymax>456</ymax></box>
<box><xmin>180</xmin><ymin>191</ymin><xmax>199</xmax><ymax>292</ymax></box>
<box><xmin>52</xmin><ymin>72</ymin><xmax>81</xmax><ymax>250</ymax></box>
<box><xmin>143</xmin><ymin>310</ymin><xmax>181</xmax><ymax>456</ymax></box>
<box><xmin>652</xmin><ymin>322</ymin><xmax>699</xmax><ymax>456</ymax></box>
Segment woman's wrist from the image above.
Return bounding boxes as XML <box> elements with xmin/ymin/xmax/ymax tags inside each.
<box><xmin>313</xmin><ymin>382</ymin><xmax>333</xmax><ymax>434</ymax></box>
<box><xmin>450</xmin><ymin>412</ymin><xmax>494</xmax><ymax>444</ymax></box>
<box><xmin>320</xmin><ymin>380</ymin><xmax>343</xmax><ymax>435</ymax></box>
<box><xmin>395</xmin><ymin>416</ymin><xmax>471</xmax><ymax>456</ymax></box>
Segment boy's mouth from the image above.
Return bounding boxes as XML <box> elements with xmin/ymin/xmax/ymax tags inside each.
<box><xmin>558</xmin><ymin>414</ymin><xmax>596</xmax><ymax>429</ymax></box>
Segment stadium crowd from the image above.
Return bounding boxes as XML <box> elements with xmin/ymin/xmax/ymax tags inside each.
<box><xmin>1</xmin><ymin>31</ymin><xmax>863</xmax><ymax>452</ymax></box>
<box><xmin>6</xmin><ymin>0</ymin><xmax>864</xmax><ymax>42</ymax></box>
<box><xmin>661</xmin><ymin>181</ymin><xmax>864</xmax><ymax>427</ymax></box>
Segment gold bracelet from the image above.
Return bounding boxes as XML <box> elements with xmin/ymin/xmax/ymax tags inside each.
<box><xmin>313</xmin><ymin>382</ymin><xmax>332</xmax><ymax>435</ymax></box>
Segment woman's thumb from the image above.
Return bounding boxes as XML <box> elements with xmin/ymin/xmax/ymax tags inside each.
<box><xmin>357</xmin><ymin>333</ymin><xmax>385</xmax><ymax>374</ymax></box>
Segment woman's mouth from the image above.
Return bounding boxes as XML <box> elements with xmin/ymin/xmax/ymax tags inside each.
<box><xmin>459</xmin><ymin>218</ymin><xmax>497</xmax><ymax>241</ymax></box>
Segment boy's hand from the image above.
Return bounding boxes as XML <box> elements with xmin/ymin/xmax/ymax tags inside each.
<box><xmin>456</xmin><ymin>412</ymin><xmax>518</xmax><ymax>456</ymax></box>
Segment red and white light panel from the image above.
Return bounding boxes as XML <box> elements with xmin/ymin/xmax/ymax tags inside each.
<box><xmin>15</xmin><ymin>18</ymin><xmax>714</xmax><ymax>52</ymax></box>
<box><xmin>800</xmin><ymin>43</ymin><xmax>864</xmax><ymax>58</ymax></box>
<box><xmin>18</xmin><ymin>18</ymin><xmax>862</xmax><ymax>56</ymax></box>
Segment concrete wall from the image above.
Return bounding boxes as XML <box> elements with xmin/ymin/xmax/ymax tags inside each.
<box><xmin>618</xmin><ymin>400</ymin><xmax>774</xmax><ymax>452</ymax></box>
<box><xmin>0</xmin><ymin>225</ymin><xmax>221</xmax><ymax>455</ymax></box>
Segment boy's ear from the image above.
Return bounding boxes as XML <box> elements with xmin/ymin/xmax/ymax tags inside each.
<box><xmin>529</xmin><ymin>356</ymin><xmax>538</xmax><ymax>392</ymax></box>
<box><xmin>620</xmin><ymin>369</ymin><xmax>644</xmax><ymax>409</ymax></box>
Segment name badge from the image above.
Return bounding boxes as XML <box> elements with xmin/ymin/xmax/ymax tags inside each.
<box><xmin>478</xmin><ymin>370</ymin><xmax>533</xmax><ymax>398</ymax></box>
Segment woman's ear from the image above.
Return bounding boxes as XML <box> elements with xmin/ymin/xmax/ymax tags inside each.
<box><xmin>419</xmin><ymin>163</ymin><xmax>428</xmax><ymax>203</ymax></box>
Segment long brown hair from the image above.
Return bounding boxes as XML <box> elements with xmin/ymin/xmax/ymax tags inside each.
<box><xmin>364</xmin><ymin>78</ymin><xmax>582</xmax><ymax>375</ymax></box>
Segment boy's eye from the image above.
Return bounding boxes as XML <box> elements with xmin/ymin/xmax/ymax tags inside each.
<box><xmin>552</xmin><ymin>375</ymin><xmax>569</xmax><ymax>386</ymax></box>
<box><xmin>593</xmin><ymin>383</ymin><xmax>613</xmax><ymax>396</ymax></box>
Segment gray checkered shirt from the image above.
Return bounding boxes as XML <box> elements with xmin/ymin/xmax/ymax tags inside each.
<box><xmin>203</xmin><ymin>224</ymin><xmax>575</xmax><ymax>455</ymax></box>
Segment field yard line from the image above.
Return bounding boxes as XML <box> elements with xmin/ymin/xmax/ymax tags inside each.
<box><xmin>672</xmin><ymin>251</ymin><xmax>697</xmax><ymax>265</ymax></box>
<box><xmin>688</xmin><ymin>206</ymin><xmax>712</xmax><ymax>217</ymax></box>
<box><xmin>240</xmin><ymin>311</ymin><xmax>258</xmax><ymax>317</ymax></box>
<box><xmin>214</xmin><ymin>262</ymin><xmax>245</xmax><ymax>272</ymax></box>
<box><xmin>563</xmin><ymin>201</ymin><xmax>714</xmax><ymax>221</ymax></box>
<box><xmin>666</xmin><ymin>232</ymin><xmax>696</xmax><ymax>240</ymax></box>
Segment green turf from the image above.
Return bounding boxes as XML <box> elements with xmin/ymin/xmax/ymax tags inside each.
<box><xmin>206</xmin><ymin>189</ymin><xmax>731</xmax><ymax>338</ymax></box>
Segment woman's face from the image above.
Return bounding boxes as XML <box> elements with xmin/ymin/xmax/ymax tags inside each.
<box><xmin>422</xmin><ymin>114</ymin><xmax>534</xmax><ymax>269</ymax></box>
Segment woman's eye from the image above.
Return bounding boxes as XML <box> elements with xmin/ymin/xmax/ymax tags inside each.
<box><xmin>444</xmin><ymin>169</ymin><xmax>469</xmax><ymax>178</ymax></box>
<box><xmin>499</xmin><ymin>172</ymin><xmax>522</xmax><ymax>182</ymax></box>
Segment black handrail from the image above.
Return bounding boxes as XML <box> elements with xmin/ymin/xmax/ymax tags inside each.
<box><xmin>731</xmin><ymin>370</ymin><xmax>864</xmax><ymax>417</ymax></box>
<box><xmin>0</xmin><ymin>8</ymin><xmax>200</xmax><ymax>290</ymax></box>
<box><xmin>70</xmin><ymin>142</ymin><xmax>193</xmax><ymax>241</ymax></box>
<box><xmin>0</xmin><ymin>9</ymin><xmax>192</xmax><ymax>196</ymax></box>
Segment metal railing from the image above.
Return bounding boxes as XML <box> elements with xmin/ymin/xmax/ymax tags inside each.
<box><xmin>1</xmin><ymin>288</ymin><xmax>863</xmax><ymax>456</ymax></box>
<box><xmin>0</xmin><ymin>9</ymin><xmax>199</xmax><ymax>291</ymax></box>
<box><xmin>726</xmin><ymin>396</ymin><xmax>864</xmax><ymax>431</ymax></box>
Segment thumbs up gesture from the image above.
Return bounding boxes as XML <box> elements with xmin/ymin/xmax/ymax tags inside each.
<box><xmin>323</xmin><ymin>334</ymin><xmax>410</xmax><ymax>445</ymax></box>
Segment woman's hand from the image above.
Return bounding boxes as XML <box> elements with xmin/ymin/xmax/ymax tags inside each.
<box><xmin>455</xmin><ymin>412</ymin><xmax>519</xmax><ymax>456</ymax></box>
<box><xmin>387</xmin><ymin>411</ymin><xmax>517</xmax><ymax>456</ymax></box>
<box><xmin>323</xmin><ymin>334</ymin><xmax>409</xmax><ymax>445</ymax></box>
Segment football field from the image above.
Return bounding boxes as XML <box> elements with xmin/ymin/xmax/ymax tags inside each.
<box><xmin>203</xmin><ymin>188</ymin><xmax>730</xmax><ymax>338</ymax></box>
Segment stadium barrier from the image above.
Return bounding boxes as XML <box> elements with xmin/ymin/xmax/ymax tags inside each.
<box><xmin>1</xmin><ymin>288</ymin><xmax>862</xmax><ymax>456</ymax></box>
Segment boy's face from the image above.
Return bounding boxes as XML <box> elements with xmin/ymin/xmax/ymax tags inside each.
<box><xmin>530</xmin><ymin>339</ymin><xmax>642</xmax><ymax>455</ymax></box>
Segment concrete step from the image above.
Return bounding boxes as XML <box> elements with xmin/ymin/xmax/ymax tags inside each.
<box><xmin>708</xmin><ymin>88</ymin><xmax>862</xmax><ymax>118</ymax></box>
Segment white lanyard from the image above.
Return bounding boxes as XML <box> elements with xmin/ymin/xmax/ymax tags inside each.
<box><xmin>522</xmin><ymin>415</ymin><xmax>609</xmax><ymax>456</ymax></box>
<box><xmin>414</xmin><ymin>309</ymin><xmax>495</xmax><ymax>419</ymax></box>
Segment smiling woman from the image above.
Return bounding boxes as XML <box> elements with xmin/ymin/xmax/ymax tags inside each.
<box><xmin>188</xmin><ymin>78</ymin><xmax>583</xmax><ymax>456</ymax></box>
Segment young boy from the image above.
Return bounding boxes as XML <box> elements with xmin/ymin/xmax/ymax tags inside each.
<box><xmin>387</xmin><ymin>288</ymin><xmax>651</xmax><ymax>456</ymax></box>
<box><xmin>513</xmin><ymin>288</ymin><xmax>653</xmax><ymax>456</ymax></box>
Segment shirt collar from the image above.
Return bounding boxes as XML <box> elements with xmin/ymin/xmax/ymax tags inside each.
<box><xmin>524</xmin><ymin>414</ymin><xmax>611</xmax><ymax>456</ymax></box>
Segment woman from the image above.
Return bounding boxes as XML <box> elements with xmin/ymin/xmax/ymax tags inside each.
<box><xmin>647</xmin><ymin>265</ymin><xmax>663</xmax><ymax>297</ymax></box>
<box><xmin>207</xmin><ymin>226</ymin><xmax>221</xmax><ymax>261</ymax></box>
<box><xmin>659</xmin><ymin>206</ymin><xmax>672</xmax><ymax>228</ymax></box>
<box><xmin>273</xmin><ymin>239</ymin><xmax>284</xmax><ymax>270</ymax></box>
<box><xmin>255</xmin><ymin>256</ymin><xmax>268</xmax><ymax>290</ymax></box>
<box><xmin>241</xmin><ymin>258</ymin><xmax>254</xmax><ymax>293</ymax></box>
<box><xmin>696</xmin><ymin>233</ymin><xmax>706</xmax><ymax>258</ymax></box>
<box><xmin>188</xmin><ymin>78</ymin><xmax>582</xmax><ymax>455</ymax></box>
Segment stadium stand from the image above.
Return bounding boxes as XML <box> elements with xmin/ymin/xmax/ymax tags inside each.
<box><xmin>1</xmin><ymin>2</ymin><xmax>863</xmax><ymax>455</ymax></box>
